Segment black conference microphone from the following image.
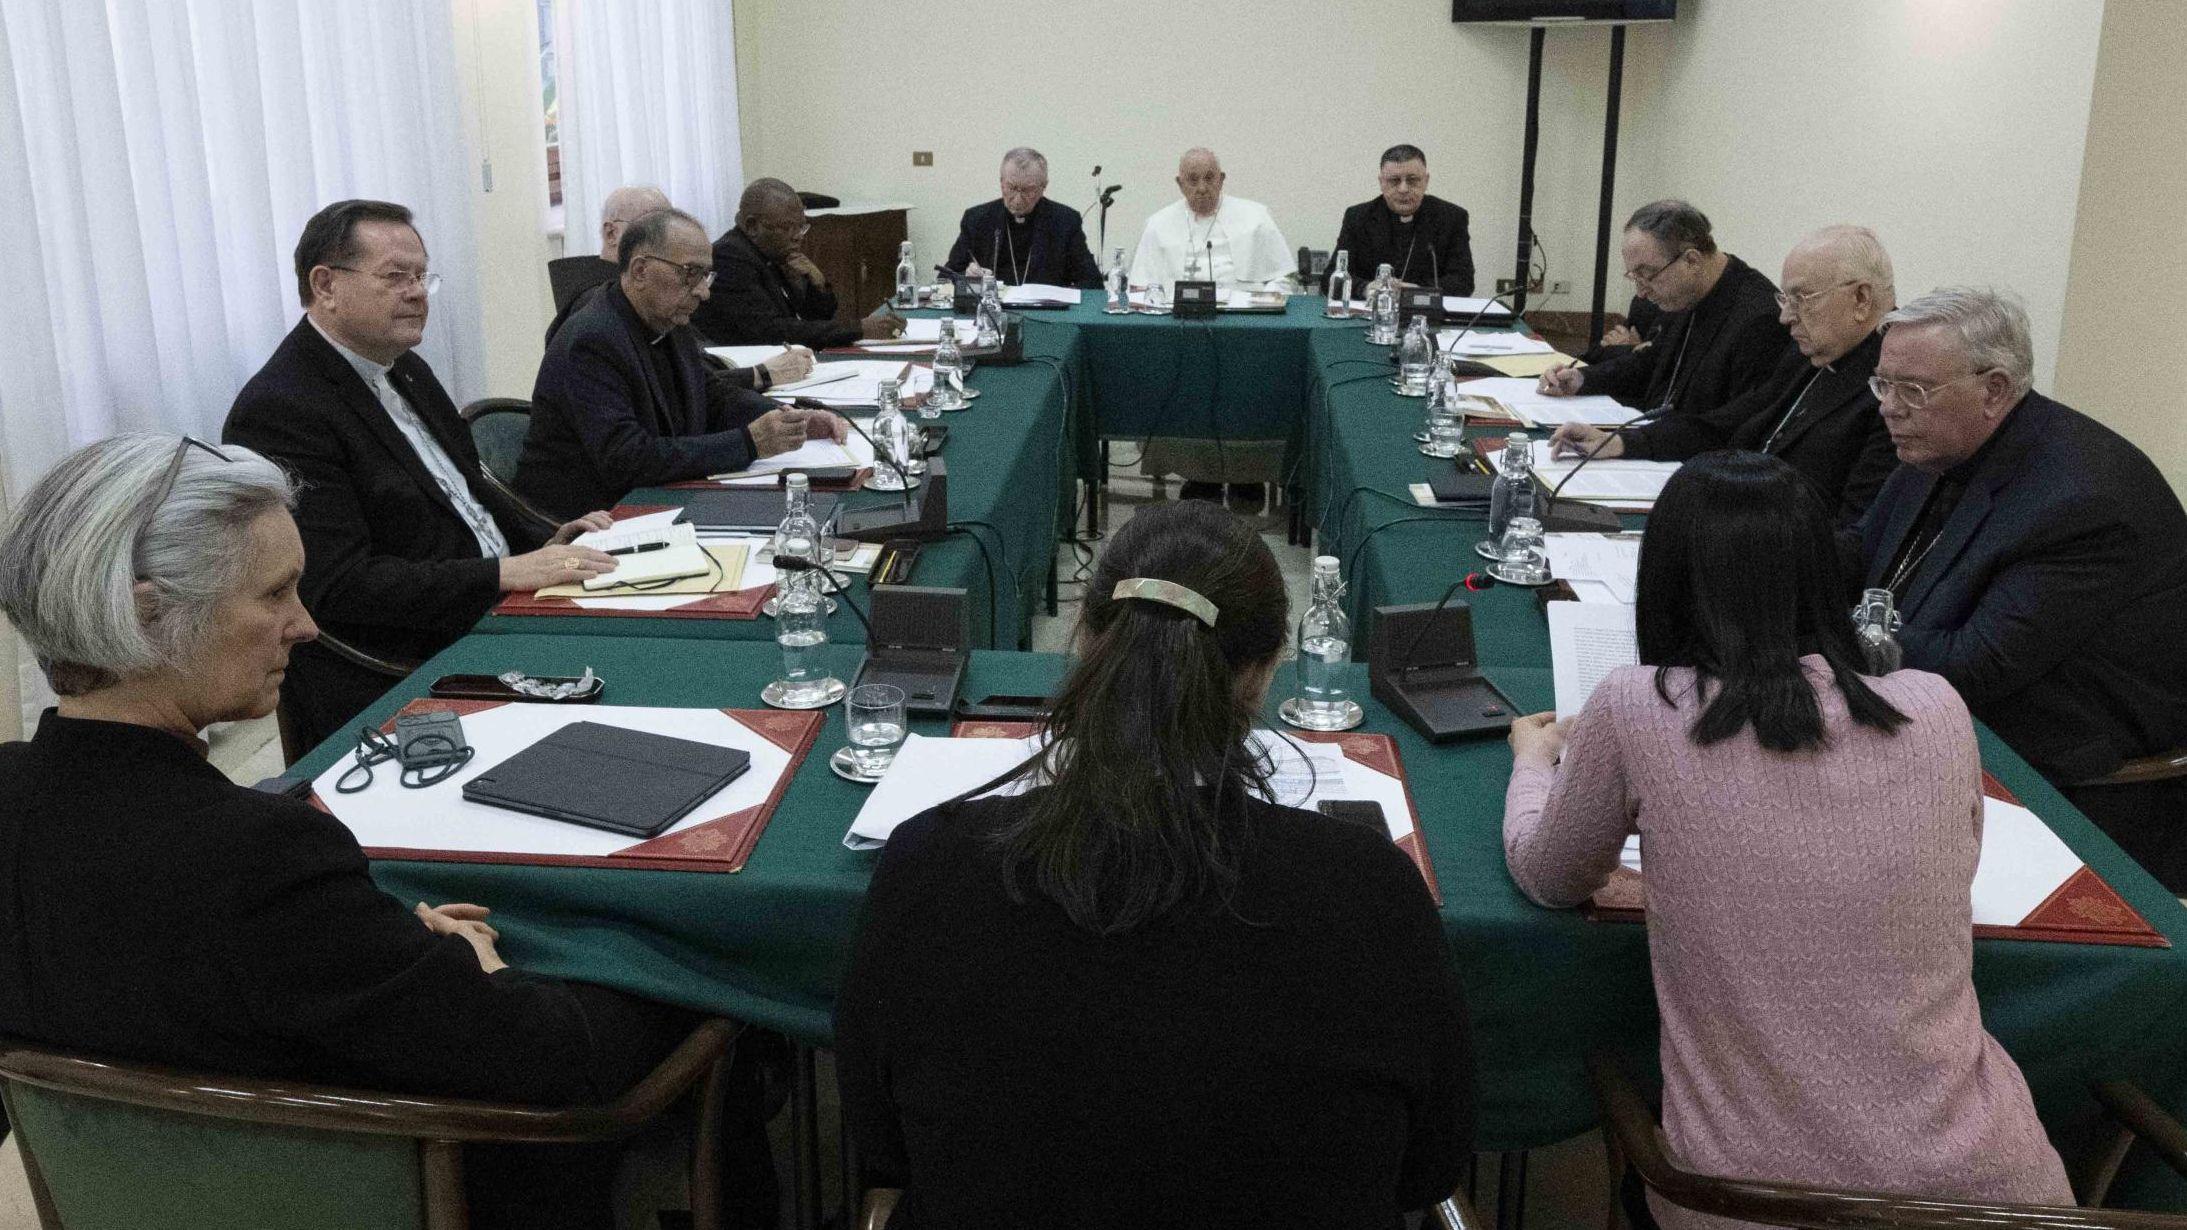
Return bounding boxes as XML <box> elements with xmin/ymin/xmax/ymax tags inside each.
<box><xmin>791</xmin><ymin>396</ymin><xmax>916</xmax><ymax>511</ymax></box>
<box><xmin>1204</xmin><ymin>239</ymin><xmax>1214</xmax><ymax>283</ymax></box>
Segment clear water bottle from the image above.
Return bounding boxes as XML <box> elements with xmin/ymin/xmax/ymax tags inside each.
<box><xmin>1398</xmin><ymin>315</ymin><xmax>1435</xmax><ymax>395</ymax></box>
<box><xmin>1324</xmin><ymin>249</ymin><xmax>1352</xmax><ymax>318</ymax></box>
<box><xmin>893</xmin><ymin>241</ymin><xmax>918</xmax><ymax>309</ymax></box>
<box><xmin>1852</xmin><ymin>587</ymin><xmax>1904</xmax><ymax>674</ymax></box>
<box><xmin>1367</xmin><ymin>263</ymin><xmax>1399</xmax><ymax>345</ymax></box>
<box><xmin>1421</xmin><ymin>367</ymin><xmax>1465</xmax><ymax>458</ymax></box>
<box><xmin>868</xmin><ymin>379</ymin><xmax>916</xmax><ymax>489</ymax></box>
<box><xmin>1279</xmin><ymin>556</ymin><xmax>1364</xmax><ymax>732</ymax></box>
<box><xmin>1477</xmin><ymin>432</ymin><xmax>1538</xmax><ymax>561</ymax></box>
<box><xmin>927</xmin><ymin>326</ymin><xmax>965</xmax><ymax>413</ymax></box>
<box><xmin>765</xmin><ymin>472</ymin><xmax>826</xmax><ymax>620</ymax></box>
<box><xmin>1105</xmin><ymin>247</ymin><xmax>1130</xmax><ymax>314</ymax></box>
<box><xmin>767</xmin><ymin>550</ymin><xmax>839</xmax><ymax>709</ymax></box>
<box><xmin>974</xmin><ymin>271</ymin><xmax>1005</xmax><ymax>348</ymax></box>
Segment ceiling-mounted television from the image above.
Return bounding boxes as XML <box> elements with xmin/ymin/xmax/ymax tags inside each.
<box><xmin>1452</xmin><ymin>0</ymin><xmax>1675</xmax><ymax>23</ymax></box>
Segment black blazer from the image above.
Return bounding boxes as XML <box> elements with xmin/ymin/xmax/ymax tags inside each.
<box><xmin>1622</xmin><ymin>329</ymin><xmax>1897</xmax><ymax>525</ymax></box>
<box><xmin>546</xmin><ymin>280</ymin><xmax>768</xmax><ymax>395</ymax></box>
<box><xmin>1858</xmin><ymin>393</ymin><xmax>2187</xmax><ymax>782</ymax></box>
<box><xmin>1579</xmin><ymin>253</ymin><xmax>1788</xmax><ymax>420</ymax></box>
<box><xmin>0</xmin><ymin>712</ymin><xmax>676</xmax><ymax>1104</ymax></box>
<box><xmin>1330</xmin><ymin>195</ymin><xmax>1474</xmax><ymax>297</ymax></box>
<box><xmin>837</xmin><ymin>791</ymin><xmax>1472</xmax><ymax>1229</ymax></box>
<box><xmin>519</xmin><ymin>280</ymin><xmax>773</xmax><ymax>520</ymax></box>
<box><xmin>224</xmin><ymin>318</ymin><xmax>548</xmax><ymax>748</ymax></box>
<box><xmin>689</xmin><ymin>227</ymin><xmax>859</xmax><ymax>349</ymax></box>
<box><xmin>944</xmin><ymin>198</ymin><xmax>1102</xmax><ymax>289</ymax></box>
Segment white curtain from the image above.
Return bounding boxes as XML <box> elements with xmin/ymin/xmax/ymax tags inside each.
<box><xmin>555</xmin><ymin>0</ymin><xmax>742</xmax><ymax>250</ymax></box>
<box><xmin>0</xmin><ymin>0</ymin><xmax>489</xmax><ymax>730</ymax></box>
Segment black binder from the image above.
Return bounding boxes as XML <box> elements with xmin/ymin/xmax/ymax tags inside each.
<box><xmin>463</xmin><ymin>721</ymin><xmax>751</xmax><ymax>838</ymax></box>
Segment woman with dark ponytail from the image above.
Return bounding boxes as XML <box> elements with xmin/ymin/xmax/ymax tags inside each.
<box><xmin>1503</xmin><ymin>451</ymin><xmax>2069</xmax><ymax>1229</ymax></box>
<box><xmin>837</xmin><ymin>500</ymin><xmax>1471</xmax><ymax>1229</ymax></box>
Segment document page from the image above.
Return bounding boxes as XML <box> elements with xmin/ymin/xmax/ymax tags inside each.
<box><xmin>1439</xmin><ymin>330</ymin><xmax>1555</xmax><ymax>357</ymax></box>
<box><xmin>1530</xmin><ymin>441</ymin><xmax>1678</xmax><ymax>505</ymax></box>
<box><xmin>1544</xmin><ymin>532</ymin><xmax>1642</xmax><ymax>604</ymax></box>
<box><xmin>1457</xmin><ymin>376</ymin><xmax>1635</xmax><ymax>428</ymax></box>
<box><xmin>704</xmin><ymin>345</ymin><xmax>790</xmax><ymax>369</ymax></box>
<box><xmin>1001</xmin><ymin>283</ymin><xmax>1082</xmax><ymax>305</ymax></box>
<box><xmin>1547</xmin><ymin>600</ymin><xmax>1638</xmax><ymax>718</ymax></box>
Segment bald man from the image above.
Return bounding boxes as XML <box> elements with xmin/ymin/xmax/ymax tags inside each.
<box><xmin>1129</xmin><ymin>148</ymin><xmax>1294</xmax><ymax>292</ymax></box>
<box><xmin>1551</xmin><ymin>225</ymin><xmax>1900</xmax><ymax>524</ymax></box>
<box><xmin>691</xmin><ymin>177</ymin><xmax>902</xmax><ymax>349</ymax></box>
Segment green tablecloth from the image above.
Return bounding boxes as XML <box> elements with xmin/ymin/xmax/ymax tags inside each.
<box><xmin>472</xmin><ymin>327</ymin><xmax>1078</xmax><ymax>650</ymax></box>
<box><xmin>296</xmin><ymin>633</ymin><xmax>2187</xmax><ymax>1169</ymax></box>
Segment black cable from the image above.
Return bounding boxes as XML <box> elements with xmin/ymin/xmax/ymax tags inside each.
<box><xmin>1326</xmin><ymin>484</ymin><xmax>1479</xmax><ymax>562</ymax></box>
<box><xmin>1201</xmin><ymin>317</ymin><xmax>1229</xmax><ymax>494</ymax></box>
<box><xmin>946</xmin><ymin>520</ymin><xmax>1012</xmax><ymax>649</ymax></box>
<box><xmin>1342</xmin><ymin>514</ymin><xmax>1470</xmax><ymax>620</ymax></box>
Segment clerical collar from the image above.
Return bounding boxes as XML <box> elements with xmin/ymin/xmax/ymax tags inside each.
<box><xmin>308</xmin><ymin>315</ymin><xmax>394</xmax><ymax>384</ymax></box>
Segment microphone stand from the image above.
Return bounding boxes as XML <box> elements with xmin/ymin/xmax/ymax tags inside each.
<box><xmin>1097</xmin><ymin>184</ymin><xmax>1121</xmax><ymax>254</ymax></box>
<box><xmin>794</xmin><ymin>396</ymin><xmax>917</xmax><ymax>509</ymax></box>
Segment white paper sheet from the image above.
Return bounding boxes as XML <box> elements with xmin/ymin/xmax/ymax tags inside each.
<box><xmin>769</xmin><ymin>366</ymin><xmax>861</xmax><ymax>395</ymax></box>
<box><xmin>567</xmin><ymin>533</ymin><xmax>775</xmax><ymax>611</ymax></box>
<box><xmin>1001</xmin><ymin>283</ymin><xmax>1083</xmax><ymax>305</ymax></box>
<box><xmin>888</xmin><ymin>319</ymin><xmax>978</xmax><ymax>344</ymax></box>
<box><xmin>1544</xmin><ymin>533</ymin><xmax>1642</xmax><ymax>604</ymax></box>
<box><xmin>1441</xmin><ymin>295</ymin><xmax>1519</xmax><ymax>320</ymax></box>
<box><xmin>843</xmin><ymin>728</ymin><xmax>1415</xmax><ymax>850</ymax></box>
<box><xmin>1530</xmin><ymin>441</ymin><xmax>1678</xmax><ymax>505</ymax></box>
<box><xmin>1439</xmin><ymin>330</ymin><xmax>1555</xmax><ymax>357</ymax></box>
<box><xmin>704</xmin><ymin>345</ymin><xmax>790</xmax><ymax>369</ymax></box>
<box><xmin>768</xmin><ymin>361</ymin><xmax>927</xmax><ymax>408</ymax></box>
<box><xmin>312</xmin><ymin>705</ymin><xmax>798</xmax><ymax>859</ymax></box>
<box><xmin>1458</xmin><ymin>376</ymin><xmax>1637</xmax><ymax>428</ymax></box>
<box><xmin>571</xmin><ymin>509</ymin><xmax>682</xmax><ymax>548</ymax></box>
<box><xmin>579</xmin><ymin>523</ymin><xmax>712</xmax><ymax>591</ymax></box>
<box><xmin>710</xmin><ymin>428</ymin><xmax>874</xmax><ymax>487</ymax></box>
<box><xmin>1547</xmin><ymin>600</ymin><xmax>1638</xmax><ymax>718</ymax></box>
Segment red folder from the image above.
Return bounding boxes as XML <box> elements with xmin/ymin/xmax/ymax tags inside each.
<box><xmin>950</xmin><ymin>721</ymin><xmax>1441</xmax><ymax>904</ymax></box>
<box><xmin>1584</xmin><ymin>772</ymin><xmax>2166</xmax><ymax>947</ymax></box>
<box><xmin>489</xmin><ymin>504</ymin><xmax>771</xmax><ymax>621</ymax></box>
<box><xmin>312</xmin><ymin>698</ymin><xmax>822</xmax><ymax>873</ymax></box>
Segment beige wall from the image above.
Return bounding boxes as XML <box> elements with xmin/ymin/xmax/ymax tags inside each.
<box><xmin>450</xmin><ymin>0</ymin><xmax>560</xmax><ymax>400</ymax></box>
<box><xmin>2054</xmin><ymin>0</ymin><xmax>2187</xmax><ymax>496</ymax></box>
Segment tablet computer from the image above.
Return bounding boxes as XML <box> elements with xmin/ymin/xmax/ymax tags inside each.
<box><xmin>462</xmin><ymin>721</ymin><xmax>751</xmax><ymax>838</ymax></box>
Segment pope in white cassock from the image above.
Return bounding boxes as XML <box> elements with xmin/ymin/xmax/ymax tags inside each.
<box><xmin>1129</xmin><ymin>148</ymin><xmax>1296</xmax><ymax>291</ymax></box>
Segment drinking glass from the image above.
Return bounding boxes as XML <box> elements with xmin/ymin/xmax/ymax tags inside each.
<box><xmin>845</xmin><ymin>683</ymin><xmax>907</xmax><ymax>774</ymax></box>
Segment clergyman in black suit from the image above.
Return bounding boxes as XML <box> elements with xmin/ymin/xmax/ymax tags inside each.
<box><xmin>690</xmin><ymin>178</ymin><xmax>904</xmax><ymax>349</ymax></box>
<box><xmin>1552</xmin><ymin>224</ymin><xmax>1900</xmax><ymax>525</ymax></box>
<box><xmin>1857</xmin><ymin>287</ymin><xmax>2187</xmax><ymax>887</ymax></box>
<box><xmin>1537</xmin><ymin>199</ymin><xmax>1789</xmax><ymax>429</ymax></box>
<box><xmin>945</xmin><ymin>147</ymin><xmax>1103</xmax><ymax>288</ymax></box>
<box><xmin>1328</xmin><ymin>144</ymin><xmax>1474</xmax><ymax>297</ymax></box>
<box><xmin>519</xmin><ymin>208</ymin><xmax>848</xmax><ymax>521</ymax></box>
<box><xmin>224</xmin><ymin>199</ymin><xmax>618</xmax><ymax>752</ymax></box>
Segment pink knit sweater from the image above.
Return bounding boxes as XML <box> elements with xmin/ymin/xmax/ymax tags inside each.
<box><xmin>1504</xmin><ymin>658</ymin><xmax>2071</xmax><ymax>1230</ymax></box>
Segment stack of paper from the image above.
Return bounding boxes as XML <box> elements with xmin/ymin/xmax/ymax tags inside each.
<box><xmin>1546</xmin><ymin>600</ymin><xmax>1638</xmax><ymax>718</ymax></box>
<box><xmin>1000</xmin><ymin>283</ymin><xmax>1083</xmax><ymax>306</ymax></box>
<box><xmin>1441</xmin><ymin>295</ymin><xmax>1518</xmax><ymax>322</ymax></box>
<box><xmin>710</xmin><ymin>430</ymin><xmax>872</xmax><ymax>487</ymax></box>
<box><xmin>1544</xmin><ymin>532</ymin><xmax>1642</xmax><ymax>604</ymax></box>
<box><xmin>1439</xmin><ymin>331</ymin><xmax>1555</xmax><ymax>357</ymax></box>
<box><xmin>768</xmin><ymin>360</ymin><xmax>930</xmax><ymax>408</ymax></box>
<box><xmin>1459</xmin><ymin>376</ymin><xmax>1636</xmax><ymax>429</ymax></box>
<box><xmin>1529</xmin><ymin>440</ymin><xmax>1676</xmax><ymax>508</ymax></box>
<box><xmin>704</xmin><ymin>344</ymin><xmax>793</xmax><ymax>369</ymax></box>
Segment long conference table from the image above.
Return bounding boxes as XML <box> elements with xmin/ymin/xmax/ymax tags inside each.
<box><xmin>295</xmin><ymin>297</ymin><xmax>2187</xmax><ymax>1203</ymax></box>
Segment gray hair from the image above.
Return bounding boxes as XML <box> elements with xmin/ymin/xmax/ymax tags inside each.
<box><xmin>600</xmin><ymin>185</ymin><xmax>670</xmax><ymax>227</ymax></box>
<box><xmin>1625</xmin><ymin>199</ymin><xmax>1716</xmax><ymax>256</ymax></box>
<box><xmin>1000</xmin><ymin>147</ymin><xmax>1048</xmax><ymax>179</ymax></box>
<box><xmin>1802</xmin><ymin>224</ymin><xmax>1894</xmax><ymax>296</ymax></box>
<box><xmin>1881</xmin><ymin>286</ymin><xmax>2034</xmax><ymax>398</ymax></box>
<box><xmin>0</xmin><ymin>434</ymin><xmax>294</xmax><ymax>695</ymax></box>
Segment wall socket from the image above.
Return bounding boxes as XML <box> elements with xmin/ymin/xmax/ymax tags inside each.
<box><xmin>912</xmin><ymin>151</ymin><xmax>933</xmax><ymax>167</ymax></box>
<box><xmin>1494</xmin><ymin>277</ymin><xmax>1571</xmax><ymax>296</ymax></box>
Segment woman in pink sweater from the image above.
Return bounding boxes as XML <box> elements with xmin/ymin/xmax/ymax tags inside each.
<box><xmin>1503</xmin><ymin>451</ymin><xmax>2071</xmax><ymax>1230</ymax></box>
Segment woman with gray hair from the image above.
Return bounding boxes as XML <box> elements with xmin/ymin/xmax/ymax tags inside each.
<box><xmin>0</xmin><ymin>434</ymin><xmax>776</xmax><ymax>1229</ymax></box>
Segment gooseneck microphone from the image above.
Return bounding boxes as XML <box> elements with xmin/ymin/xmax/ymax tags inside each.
<box><xmin>1437</xmin><ymin>287</ymin><xmax>1523</xmax><ymax>370</ymax></box>
<box><xmin>792</xmin><ymin>396</ymin><xmax>916</xmax><ymax>510</ymax></box>
<box><xmin>1540</xmin><ymin>398</ymin><xmax>1677</xmax><ymax>517</ymax></box>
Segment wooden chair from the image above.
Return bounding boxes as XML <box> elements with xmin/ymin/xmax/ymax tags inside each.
<box><xmin>854</xmin><ymin>1185</ymin><xmax>1491</xmax><ymax>1230</ymax></box>
<box><xmin>0</xmin><ymin>1019</ymin><xmax>741</xmax><ymax>1230</ymax></box>
<box><xmin>2077</xmin><ymin>750</ymin><xmax>2187</xmax><ymax>788</ymax></box>
<box><xmin>457</xmin><ymin>398</ymin><xmax>561</xmax><ymax>535</ymax></box>
<box><xmin>1586</xmin><ymin>1050</ymin><xmax>2187</xmax><ymax>1230</ymax></box>
<box><xmin>273</xmin><ymin>630</ymin><xmax>420</xmax><ymax>766</ymax></box>
<box><xmin>546</xmin><ymin>254</ymin><xmax>613</xmax><ymax>314</ymax></box>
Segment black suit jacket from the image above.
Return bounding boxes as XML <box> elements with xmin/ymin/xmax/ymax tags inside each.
<box><xmin>1622</xmin><ymin>329</ymin><xmax>1898</xmax><ymax>525</ymax></box>
<box><xmin>689</xmin><ymin>227</ymin><xmax>859</xmax><ymax>349</ymax></box>
<box><xmin>1579</xmin><ymin>253</ymin><xmax>1788</xmax><ymax>421</ymax></box>
<box><xmin>1858</xmin><ymin>393</ymin><xmax>2187</xmax><ymax>782</ymax></box>
<box><xmin>1329</xmin><ymin>195</ymin><xmax>1474</xmax><ymax>297</ymax></box>
<box><xmin>224</xmin><ymin>318</ymin><xmax>547</xmax><ymax>747</ymax></box>
<box><xmin>0</xmin><ymin>712</ymin><xmax>676</xmax><ymax>1104</ymax></box>
<box><xmin>944</xmin><ymin>198</ymin><xmax>1102</xmax><ymax>288</ymax></box>
<box><xmin>519</xmin><ymin>280</ymin><xmax>773</xmax><ymax>520</ymax></box>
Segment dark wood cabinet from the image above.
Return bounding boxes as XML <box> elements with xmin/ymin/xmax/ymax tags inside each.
<box><xmin>802</xmin><ymin>204</ymin><xmax>910</xmax><ymax>321</ymax></box>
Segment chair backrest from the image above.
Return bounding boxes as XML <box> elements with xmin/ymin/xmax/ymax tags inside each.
<box><xmin>461</xmin><ymin>398</ymin><xmax>533</xmax><ymax>486</ymax></box>
<box><xmin>547</xmin><ymin>255</ymin><xmax>614</xmax><ymax>313</ymax></box>
<box><xmin>2</xmin><ymin>1079</ymin><xmax>427</xmax><ymax>1230</ymax></box>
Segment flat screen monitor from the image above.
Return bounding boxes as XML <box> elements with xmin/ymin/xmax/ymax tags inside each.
<box><xmin>1452</xmin><ymin>0</ymin><xmax>1675</xmax><ymax>23</ymax></box>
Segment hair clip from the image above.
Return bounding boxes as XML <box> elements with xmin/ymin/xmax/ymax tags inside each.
<box><xmin>1112</xmin><ymin>577</ymin><xmax>1218</xmax><ymax>628</ymax></box>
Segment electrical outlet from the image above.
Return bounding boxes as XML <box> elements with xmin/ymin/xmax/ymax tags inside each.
<box><xmin>1495</xmin><ymin>277</ymin><xmax>1548</xmax><ymax>295</ymax></box>
<box><xmin>1549</xmin><ymin>280</ymin><xmax>1570</xmax><ymax>295</ymax></box>
<box><xmin>912</xmin><ymin>151</ymin><xmax>933</xmax><ymax>167</ymax></box>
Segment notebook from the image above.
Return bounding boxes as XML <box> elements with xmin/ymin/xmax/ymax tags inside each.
<box><xmin>462</xmin><ymin>720</ymin><xmax>752</xmax><ymax>838</ymax></box>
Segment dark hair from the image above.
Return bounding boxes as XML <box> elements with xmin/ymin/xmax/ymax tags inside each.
<box><xmin>1625</xmin><ymin>198</ymin><xmax>1716</xmax><ymax>257</ymax></box>
<box><xmin>616</xmin><ymin>208</ymin><xmax>706</xmax><ymax>272</ymax></box>
<box><xmin>984</xmin><ymin>501</ymin><xmax>1289</xmax><ymax>935</ymax></box>
<box><xmin>1634</xmin><ymin>451</ymin><xmax>1906</xmax><ymax>752</ymax></box>
<box><xmin>293</xmin><ymin>199</ymin><xmax>415</xmax><ymax>307</ymax></box>
<box><xmin>736</xmin><ymin>176</ymin><xmax>801</xmax><ymax>226</ymax></box>
<box><xmin>1380</xmin><ymin>144</ymin><xmax>1427</xmax><ymax>168</ymax></box>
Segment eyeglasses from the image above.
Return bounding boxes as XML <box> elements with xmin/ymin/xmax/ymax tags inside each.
<box><xmin>134</xmin><ymin>437</ymin><xmax>231</xmax><ymax>564</ymax></box>
<box><xmin>639</xmin><ymin>255</ymin><xmax>717</xmax><ymax>289</ymax></box>
<box><xmin>1774</xmin><ymin>280</ymin><xmax>1860</xmax><ymax>316</ymax></box>
<box><xmin>1379</xmin><ymin>174</ymin><xmax>1427</xmax><ymax>190</ymax></box>
<box><xmin>330</xmin><ymin>266</ymin><xmax>442</xmax><ymax>296</ymax></box>
<box><xmin>1867</xmin><ymin>370</ymin><xmax>1990</xmax><ymax>411</ymax></box>
<box><xmin>1624</xmin><ymin>248</ymin><xmax>1695</xmax><ymax>285</ymax></box>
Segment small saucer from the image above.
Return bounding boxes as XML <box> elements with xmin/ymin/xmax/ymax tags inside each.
<box><xmin>1277</xmin><ymin>697</ymin><xmax>1364</xmax><ymax>731</ymax></box>
<box><xmin>829</xmin><ymin>746</ymin><xmax>889</xmax><ymax>783</ymax></box>
<box><xmin>761</xmin><ymin>677</ymin><xmax>847</xmax><ymax>709</ymax></box>
<box><xmin>1387</xmin><ymin>379</ymin><xmax>1428</xmax><ymax>399</ymax></box>
<box><xmin>1474</xmin><ymin>540</ymin><xmax>1507</xmax><ymax>563</ymax></box>
<box><xmin>1485</xmin><ymin>561</ymin><xmax>1554</xmax><ymax>587</ymax></box>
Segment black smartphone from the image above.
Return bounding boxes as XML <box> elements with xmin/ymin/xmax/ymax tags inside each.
<box><xmin>953</xmin><ymin>693</ymin><xmax>1053</xmax><ymax>720</ymax></box>
<box><xmin>1316</xmin><ymin>799</ymin><xmax>1388</xmax><ymax>833</ymax></box>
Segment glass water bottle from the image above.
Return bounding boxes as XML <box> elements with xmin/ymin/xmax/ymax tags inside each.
<box><xmin>1367</xmin><ymin>263</ymin><xmax>1399</xmax><ymax>344</ymax></box>
<box><xmin>1279</xmin><ymin>556</ymin><xmax>1365</xmax><ymax>732</ymax></box>
<box><xmin>1476</xmin><ymin>432</ymin><xmax>1538</xmax><ymax>561</ymax></box>
<box><xmin>1398</xmin><ymin>315</ymin><xmax>1435</xmax><ymax>395</ymax></box>
<box><xmin>1324</xmin><ymin>249</ymin><xmax>1352</xmax><ymax>318</ymax></box>
<box><xmin>974</xmin><ymin>271</ymin><xmax>1005</xmax><ymax>347</ymax></box>
<box><xmin>893</xmin><ymin>241</ymin><xmax>918</xmax><ymax>308</ymax></box>
<box><xmin>1105</xmin><ymin>247</ymin><xmax>1131</xmax><ymax>313</ymax></box>
<box><xmin>1853</xmin><ymin>587</ymin><xmax>1904</xmax><ymax>674</ymax></box>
